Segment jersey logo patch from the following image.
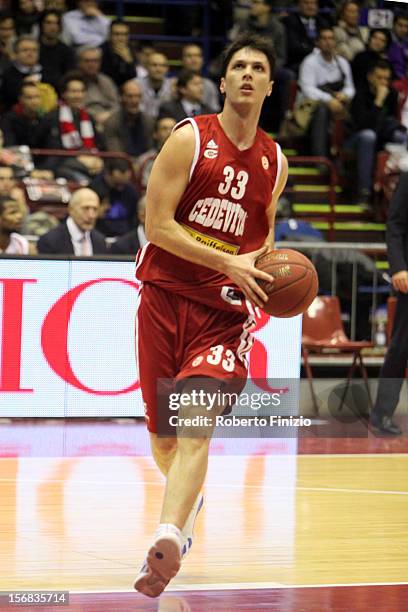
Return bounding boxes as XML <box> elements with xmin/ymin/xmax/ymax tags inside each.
<box><xmin>204</xmin><ymin>139</ymin><xmax>219</xmax><ymax>159</ymax></box>
<box><xmin>262</xmin><ymin>156</ymin><xmax>269</xmax><ymax>169</ymax></box>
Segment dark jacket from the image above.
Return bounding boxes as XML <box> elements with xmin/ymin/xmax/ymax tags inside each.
<box><xmin>39</xmin><ymin>40</ymin><xmax>75</xmax><ymax>84</ymax></box>
<box><xmin>283</xmin><ymin>12</ymin><xmax>331</xmax><ymax>74</ymax></box>
<box><xmin>100</xmin><ymin>42</ymin><xmax>136</xmax><ymax>87</ymax></box>
<box><xmin>386</xmin><ymin>171</ymin><xmax>408</xmax><ymax>276</ymax></box>
<box><xmin>349</xmin><ymin>83</ymin><xmax>403</xmax><ymax>144</ymax></box>
<box><xmin>1</xmin><ymin>109</ymin><xmax>43</xmax><ymax>147</ymax></box>
<box><xmin>0</xmin><ymin>64</ymin><xmax>57</xmax><ymax>110</ymax></box>
<box><xmin>104</xmin><ymin>108</ymin><xmax>153</xmax><ymax>156</ymax></box>
<box><xmin>110</xmin><ymin>227</ymin><xmax>142</xmax><ymax>254</ymax></box>
<box><xmin>37</xmin><ymin>219</ymin><xmax>108</xmax><ymax>255</ymax></box>
<box><xmin>158</xmin><ymin>99</ymin><xmax>212</xmax><ymax>123</ymax></box>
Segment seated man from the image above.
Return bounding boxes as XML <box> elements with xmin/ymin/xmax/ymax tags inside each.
<box><xmin>158</xmin><ymin>70</ymin><xmax>212</xmax><ymax>123</ymax></box>
<box><xmin>0</xmin><ymin>195</ymin><xmax>31</xmax><ymax>254</ymax></box>
<box><xmin>104</xmin><ymin>80</ymin><xmax>154</xmax><ymax>158</ymax></box>
<box><xmin>77</xmin><ymin>45</ymin><xmax>120</xmax><ymax>127</ymax></box>
<box><xmin>296</xmin><ymin>27</ymin><xmax>355</xmax><ymax>157</ymax></box>
<box><xmin>1</xmin><ymin>81</ymin><xmax>43</xmax><ymax>147</ymax></box>
<box><xmin>37</xmin><ymin>187</ymin><xmax>107</xmax><ymax>254</ymax></box>
<box><xmin>89</xmin><ymin>158</ymin><xmax>140</xmax><ymax>237</ymax></box>
<box><xmin>110</xmin><ymin>194</ymin><xmax>147</xmax><ymax>254</ymax></box>
<box><xmin>180</xmin><ymin>44</ymin><xmax>220</xmax><ymax>112</ymax></box>
<box><xmin>62</xmin><ymin>0</ymin><xmax>109</xmax><ymax>48</ymax></box>
<box><xmin>135</xmin><ymin>115</ymin><xmax>176</xmax><ymax>193</ymax></box>
<box><xmin>101</xmin><ymin>19</ymin><xmax>136</xmax><ymax>87</ymax></box>
<box><xmin>346</xmin><ymin>59</ymin><xmax>407</xmax><ymax>205</ymax></box>
<box><xmin>34</xmin><ymin>71</ymin><xmax>104</xmax><ymax>181</ymax></box>
<box><xmin>0</xmin><ymin>34</ymin><xmax>57</xmax><ymax>110</ymax></box>
<box><xmin>137</xmin><ymin>51</ymin><xmax>173</xmax><ymax>119</ymax></box>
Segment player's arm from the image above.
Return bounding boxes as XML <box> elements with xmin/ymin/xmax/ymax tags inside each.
<box><xmin>144</xmin><ymin>123</ymin><xmax>274</xmax><ymax>307</ymax></box>
<box><xmin>263</xmin><ymin>153</ymin><xmax>288</xmax><ymax>250</ymax></box>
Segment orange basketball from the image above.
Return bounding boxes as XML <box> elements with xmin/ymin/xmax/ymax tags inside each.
<box><xmin>256</xmin><ymin>248</ymin><xmax>318</xmax><ymax>317</ymax></box>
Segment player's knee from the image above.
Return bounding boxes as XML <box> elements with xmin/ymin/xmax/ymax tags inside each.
<box><xmin>151</xmin><ymin>434</ymin><xmax>178</xmax><ymax>456</ymax></box>
<box><xmin>177</xmin><ymin>435</ymin><xmax>211</xmax><ymax>455</ymax></box>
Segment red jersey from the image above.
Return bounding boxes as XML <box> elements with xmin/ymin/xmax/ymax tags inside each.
<box><xmin>136</xmin><ymin>114</ymin><xmax>283</xmax><ymax>313</ymax></box>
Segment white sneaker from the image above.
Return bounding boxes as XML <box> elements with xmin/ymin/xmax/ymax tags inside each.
<box><xmin>181</xmin><ymin>494</ymin><xmax>204</xmax><ymax>557</ymax></box>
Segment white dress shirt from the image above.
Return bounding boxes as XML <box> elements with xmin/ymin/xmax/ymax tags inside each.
<box><xmin>66</xmin><ymin>217</ymin><xmax>93</xmax><ymax>256</ymax></box>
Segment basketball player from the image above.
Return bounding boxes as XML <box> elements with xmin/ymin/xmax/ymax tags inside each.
<box><xmin>134</xmin><ymin>33</ymin><xmax>288</xmax><ymax>597</ymax></box>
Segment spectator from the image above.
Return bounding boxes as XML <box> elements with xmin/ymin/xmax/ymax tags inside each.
<box><xmin>333</xmin><ymin>1</ymin><xmax>368</xmax><ymax>62</ymax></box>
<box><xmin>37</xmin><ymin>187</ymin><xmax>107</xmax><ymax>254</ymax></box>
<box><xmin>62</xmin><ymin>0</ymin><xmax>109</xmax><ymax>48</ymax></box>
<box><xmin>136</xmin><ymin>51</ymin><xmax>173</xmax><ymax>119</ymax></box>
<box><xmin>296</xmin><ymin>26</ymin><xmax>355</xmax><ymax>157</ymax></box>
<box><xmin>181</xmin><ymin>44</ymin><xmax>220</xmax><ymax>111</ymax></box>
<box><xmin>393</xmin><ymin>63</ymin><xmax>408</xmax><ymax>129</ymax></box>
<box><xmin>89</xmin><ymin>158</ymin><xmax>140</xmax><ymax>236</ymax></box>
<box><xmin>110</xmin><ymin>194</ymin><xmax>147</xmax><ymax>254</ymax></box>
<box><xmin>104</xmin><ymin>79</ymin><xmax>154</xmax><ymax>157</ymax></box>
<box><xmin>283</xmin><ymin>0</ymin><xmax>331</xmax><ymax>75</ymax></box>
<box><xmin>1</xmin><ymin>81</ymin><xmax>44</xmax><ymax>146</ymax></box>
<box><xmin>352</xmin><ymin>28</ymin><xmax>390</xmax><ymax>85</ymax></box>
<box><xmin>159</xmin><ymin>70</ymin><xmax>212</xmax><ymax>123</ymax></box>
<box><xmin>0</xmin><ymin>164</ymin><xmax>27</xmax><ymax>208</ymax></box>
<box><xmin>0</xmin><ymin>13</ymin><xmax>16</xmax><ymax>79</ymax></box>
<box><xmin>347</xmin><ymin>60</ymin><xmax>406</xmax><ymax>204</ymax></box>
<box><xmin>232</xmin><ymin>0</ymin><xmax>294</xmax><ymax>130</ymax></box>
<box><xmin>101</xmin><ymin>19</ymin><xmax>136</xmax><ymax>87</ymax></box>
<box><xmin>34</xmin><ymin>71</ymin><xmax>104</xmax><ymax>181</ymax></box>
<box><xmin>77</xmin><ymin>46</ymin><xmax>120</xmax><ymax>127</ymax></box>
<box><xmin>135</xmin><ymin>42</ymin><xmax>155</xmax><ymax>79</ymax></box>
<box><xmin>14</xmin><ymin>0</ymin><xmax>40</xmax><ymax>37</ymax></box>
<box><xmin>0</xmin><ymin>195</ymin><xmax>31</xmax><ymax>254</ymax></box>
<box><xmin>388</xmin><ymin>13</ymin><xmax>408</xmax><ymax>80</ymax></box>
<box><xmin>0</xmin><ymin>35</ymin><xmax>58</xmax><ymax>110</ymax></box>
<box><xmin>135</xmin><ymin>116</ymin><xmax>176</xmax><ymax>192</ymax></box>
<box><xmin>39</xmin><ymin>10</ymin><xmax>75</xmax><ymax>83</ymax></box>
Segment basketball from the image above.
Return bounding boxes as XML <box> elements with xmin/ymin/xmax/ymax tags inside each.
<box><xmin>256</xmin><ymin>248</ymin><xmax>318</xmax><ymax>317</ymax></box>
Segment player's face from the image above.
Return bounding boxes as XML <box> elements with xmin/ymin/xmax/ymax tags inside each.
<box><xmin>220</xmin><ymin>47</ymin><xmax>273</xmax><ymax>107</ymax></box>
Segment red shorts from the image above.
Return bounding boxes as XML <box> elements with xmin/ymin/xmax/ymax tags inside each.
<box><xmin>136</xmin><ymin>283</ymin><xmax>253</xmax><ymax>433</ymax></box>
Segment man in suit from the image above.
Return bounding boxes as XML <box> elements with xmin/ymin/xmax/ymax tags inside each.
<box><xmin>37</xmin><ymin>188</ymin><xmax>108</xmax><ymax>255</ymax></box>
<box><xmin>158</xmin><ymin>70</ymin><xmax>212</xmax><ymax>123</ymax></box>
<box><xmin>282</xmin><ymin>0</ymin><xmax>331</xmax><ymax>75</ymax></box>
<box><xmin>370</xmin><ymin>173</ymin><xmax>408</xmax><ymax>435</ymax></box>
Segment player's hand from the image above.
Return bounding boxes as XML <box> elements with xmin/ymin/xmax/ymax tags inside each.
<box><xmin>392</xmin><ymin>270</ymin><xmax>408</xmax><ymax>293</ymax></box>
<box><xmin>224</xmin><ymin>245</ymin><xmax>275</xmax><ymax>308</ymax></box>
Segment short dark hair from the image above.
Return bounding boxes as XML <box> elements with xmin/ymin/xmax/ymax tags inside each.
<box><xmin>59</xmin><ymin>70</ymin><xmax>86</xmax><ymax>94</ymax></box>
<box><xmin>18</xmin><ymin>80</ymin><xmax>39</xmax><ymax>97</ymax></box>
<box><xmin>110</xmin><ymin>19</ymin><xmax>129</xmax><ymax>31</ymax></box>
<box><xmin>220</xmin><ymin>33</ymin><xmax>276</xmax><ymax>79</ymax></box>
<box><xmin>317</xmin><ymin>26</ymin><xmax>334</xmax><ymax>40</ymax></box>
<box><xmin>0</xmin><ymin>195</ymin><xmax>17</xmax><ymax>216</ymax></box>
<box><xmin>39</xmin><ymin>10</ymin><xmax>62</xmax><ymax>33</ymax></box>
<box><xmin>394</xmin><ymin>13</ymin><xmax>408</xmax><ymax>26</ymax></box>
<box><xmin>0</xmin><ymin>12</ymin><xmax>14</xmax><ymax>25</ymax></box>
<box><xmin>105</xmin><ymin>158</ymin><xmax>130</xmax><ymax>174</ymax></box>
<box><xmin>369</xmin><ymin>59</ymin><xmax>393</xmax><ymax>74</ymax></box>
<box><xmin>176</xmin><ymin>69</ymin><xmax>197</xmax><ymax>91</ymax></box>
<box><xmin>368</xmin><ymin>28</ymin><xmax>391</xmax><ymax>48</ymax></box>
<box><xmin>0</xmin><ymin>163</ymin><xmax>13</xmax><ymax>174</ymax></box>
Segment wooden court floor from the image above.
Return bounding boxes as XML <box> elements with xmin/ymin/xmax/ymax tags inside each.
<box><xmin>0</xmin><ymin>423</ymin><xmax>407</xmax><ymax>610</ymax></box>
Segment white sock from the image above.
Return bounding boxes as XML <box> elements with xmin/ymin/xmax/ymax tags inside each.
<box><xmin>155</xmin><ymin>523</ymin><xmax>182</xmax><ymax>541</ymax></box>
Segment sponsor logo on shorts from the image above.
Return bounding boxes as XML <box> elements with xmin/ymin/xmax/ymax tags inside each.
<box><xmin>181</xmin><ymin>224</ymin><xmax>239</xmax><ymax>255</ymax></box>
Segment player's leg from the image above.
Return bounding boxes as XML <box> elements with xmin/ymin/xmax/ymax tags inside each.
<box><xmin>149</xmin><ymin>433</ymin><xmax>178</xmax><ymax>476</ymax></box>
<box><xmin>159</xmin><ymin>378</ymin><xmax>222</xmax><ymax>529</ymax></box>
